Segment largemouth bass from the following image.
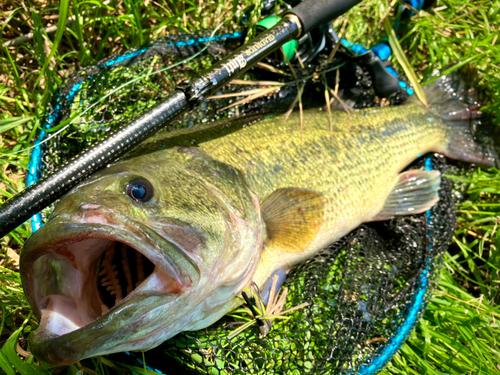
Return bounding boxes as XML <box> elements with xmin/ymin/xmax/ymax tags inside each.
<box><xmin>21</xmin><ymin>78</ymin><xmax>497</xmax><ymax>365</ymax></box>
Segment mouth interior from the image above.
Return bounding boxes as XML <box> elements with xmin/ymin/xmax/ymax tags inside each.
<box><xmin>97</xmin><ymin>242</ymin><xmax>155</xmax><ymax>309</ymax></box>
<box><xmin>32</xmin><ymin>239</ymin><xmax>155</xmax><ymax>337</ymax></box>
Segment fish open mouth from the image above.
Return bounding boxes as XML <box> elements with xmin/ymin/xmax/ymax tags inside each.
<box><xmin>96</xmin><ymin>241</ymin><xmax>155</xmax><ymax>310</ymax></box>
<box><xmin>20</xmin><ymin>217</ymin><xmax>200</xmax><ymax>365</ymax></box>
<box><xmin>24</xmin><ymin>229</ymin><xmax>181</xmax><ymax>338</ymax></box>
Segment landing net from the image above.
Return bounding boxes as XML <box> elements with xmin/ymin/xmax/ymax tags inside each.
<box><xmin>28</xmin><ymin>31</ymin><xmax>459</xmax><ymax>374</ymax></box>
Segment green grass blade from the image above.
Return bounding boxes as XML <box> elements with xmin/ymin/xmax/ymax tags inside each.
<box><xmin>35</xmin><ymin>0</ymin><xmax>70</xmax><ymax>88</ymax></box>
<box><xmin>0</xmin><ymin>351</ymin><xmax>16</xmax><ymax>375</ymax></box>
<box><xmin>383</xmin><ymin>17</ymin><xmax>428</xmax><ymax>107</ymax></box>
<box><xmin>0</xmin><ymin>117</ymin><xmax>33</xmax><ymax>134</ymax></box>
<box><xmin>0</xmin><ymin>327</ymin><xmax>50</xmax><ymax>375</ymax></box>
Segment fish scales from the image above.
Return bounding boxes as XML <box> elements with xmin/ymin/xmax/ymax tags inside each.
<box><xmin>195</xmin><ymin>103</ymin><xmax>446</xmax><ymax>281</ymax></box>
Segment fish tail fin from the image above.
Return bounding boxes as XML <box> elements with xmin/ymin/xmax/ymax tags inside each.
<box><xmin>425</xmin><ymin>65</ymin><xmax>499</xmax><ymax>167</ymax></box>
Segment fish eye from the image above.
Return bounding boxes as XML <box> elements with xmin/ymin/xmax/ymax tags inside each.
<box><xmin>126</xmin><ymin>179</ymin><xmax>154</xmax><ymax>203</ymax></box>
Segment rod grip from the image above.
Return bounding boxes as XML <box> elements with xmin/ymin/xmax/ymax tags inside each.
<box><xmin>285</xmin><ymin>0</ymin><xmax>363</xmax><ymax>35</ymax></box>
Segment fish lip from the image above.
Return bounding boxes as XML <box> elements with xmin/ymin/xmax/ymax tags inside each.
<box><xmin>21</xmin><ymin>214</ymin><xmax>195</xmax><ymax>321</ymax></box>
<box><xmin>21</xmin><ymin>214</ymin><xmax>199</xmax><ymax>365</ymax></box>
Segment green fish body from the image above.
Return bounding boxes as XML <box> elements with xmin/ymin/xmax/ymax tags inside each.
<box><xmin>196</xmin><ymin>103</ymin><xmax>447</xmax><ymax>286</ymax></box>
<box><xmin>21</xmin><ymin>93</ymin><xmax>494</xmax><ymax>364</ymax></box>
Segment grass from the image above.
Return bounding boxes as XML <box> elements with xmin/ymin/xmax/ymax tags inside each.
<box><xmin>1</xmin><ymin>0</ymin><xmax>500</xmax><ymax>374</ymax></box>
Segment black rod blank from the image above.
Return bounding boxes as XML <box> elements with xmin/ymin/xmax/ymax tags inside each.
<box><xmin>0</xmin><ymin>93</ymin><xmax>189</xmax><ymax>236</ymax></box>
<box><xmin>0</xmin><ymin>18</ymin><xmax>300</xmax><ymax>236</ymax></box>
<box><xmin>285</xmin><ymin>0</ymin><xmax>363</xmax><ymax>35</ymax></box>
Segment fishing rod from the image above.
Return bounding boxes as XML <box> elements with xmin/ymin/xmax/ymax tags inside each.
<box><xmin>0</xmin><ymin>0</ymin><xmax>363</xmax><ymax>237</ymax></box>
<box><xmin>339</xmin><ymin>0</ymin><xmax>435</xmax><ymax>98</ymax></box>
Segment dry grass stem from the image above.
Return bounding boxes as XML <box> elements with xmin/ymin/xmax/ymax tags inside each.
<box><xmin>433</xmin><ymin>291</ymin><xmax>500</xmax><ymax>318</ymax></box>
<box><xmin>325</xmin><ymin>88</ymin><xmax>333</xmax><ymax>138</ymax></box>
<box><xmin>15</xmin><ymin>341</ymin><xmax>30</xmax><ymax>357</ymax></box>
<box><xmin>284</xmin><ymin>83</ymin><xmax>305</xmax><ymax>125</ymax></box>
<box><xmin>207</xmin><ymin>88</ymin><xmax>274</xmax><ymax>99</ymax></box>
<box><xmin>216</xmin><ymin>87</ymin><xmax>278</xmax><ymax>112</ymax></box>
<box><xmin>229</xmin><ymin>79</ymin><xmax>284</xmax><ymax>86</ymax></box>
<box><xmin>227</xmin><ymin>276</ymin><xmax>309</xmax><ymax>340</ymax></box>
<box><xmin>256</xmin><ymin>62</ymin><xmax>290</xmax><ymax>76</ymax></box>
<box><xmin>329</xmin><ymin>88</ymin><xmax>351</xmax><ymax>115</ymax></box>
<box><xmin>327</xmin><ymin>36</ymin><xmax>342</xmax><ymax>64</ymax></box>
<box><xmin>466</xmin><ymin>230</ymin><xmax>493</xmax><ymax>243</ymax></box>
<box><xmin>283</xmin><ymin>47</ymin><xmax>297</xmax><ymax>79</ymax></box>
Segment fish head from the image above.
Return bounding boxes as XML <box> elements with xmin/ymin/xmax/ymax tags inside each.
<box><xmin>21</xmin><ymin>147</ymin><xmax>263</xmax><ymax>365</ymax></box>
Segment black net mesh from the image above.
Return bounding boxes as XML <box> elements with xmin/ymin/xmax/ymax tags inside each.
<box><xmin>31</xmin><ymin>31</ymin><xmax>460</xmax><ymax>374</ymax></box>
<box><xmin>38</xmin><ymin>32</ymin><xmax>247</xmax><ymax>171</ymax></box>
<box><xmin>115</xmin><ymin>154</ymin><xmax>454</xmax><ymax>375</ymax></box>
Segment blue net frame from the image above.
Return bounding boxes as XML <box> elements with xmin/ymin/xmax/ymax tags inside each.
<box><xmin>26</xmin><ymin>31</ymin><xmax>456</xmax><ymax>374</ymax></box>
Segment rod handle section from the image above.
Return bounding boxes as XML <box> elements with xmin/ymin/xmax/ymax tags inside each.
<box><xmin>285</xmin><ymin>0</ymin><xmax>363</xmax><ymax>36</ymax></box>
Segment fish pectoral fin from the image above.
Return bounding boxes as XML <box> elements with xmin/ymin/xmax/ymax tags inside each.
<box><xmin>261</xmin><ymin>188</ymin><xmax>326</xmax><ymax>253</ymax></box>
<box><xmin>373</xmin><ymin>169</ymin><xmax>441</xmax><ymax>220</ymax></box>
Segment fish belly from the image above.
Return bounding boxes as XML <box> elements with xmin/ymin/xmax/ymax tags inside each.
<box><xmin>199</xmin><ymin>103</ymin><xmax>447</xmax><ymax>283</ymax></box>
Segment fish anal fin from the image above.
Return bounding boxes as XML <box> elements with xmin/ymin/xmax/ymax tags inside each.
<box><xmin>261</xmin><ymin>188</ymin><xmax>325</xmax><ymax>253</ymax></box>
<box><xmin>373</xmin><ymin>170</ymin><xmax>441</xmax><ymax>221</ymax></box>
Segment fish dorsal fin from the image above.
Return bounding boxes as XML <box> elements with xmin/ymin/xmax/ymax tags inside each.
<box><xmin>261</xmin><ymin>188</ymin><xmax>326</xmax><ymax>253</ymax></box>
<box><xmin>373</xmin><ymin>169</ymin><xmax>441</xmax><ymax>221</ymax></box>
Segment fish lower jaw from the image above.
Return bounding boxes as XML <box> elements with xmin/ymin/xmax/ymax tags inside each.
<box><xmin>38</xmin><ymin>294</ymin><xmax>109</xmax><ymax>336</ymax></box>
<box><xmin>26</xmin><ymin>236</ymin><xmax>160</xmax><ymax>338</ymax></box>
